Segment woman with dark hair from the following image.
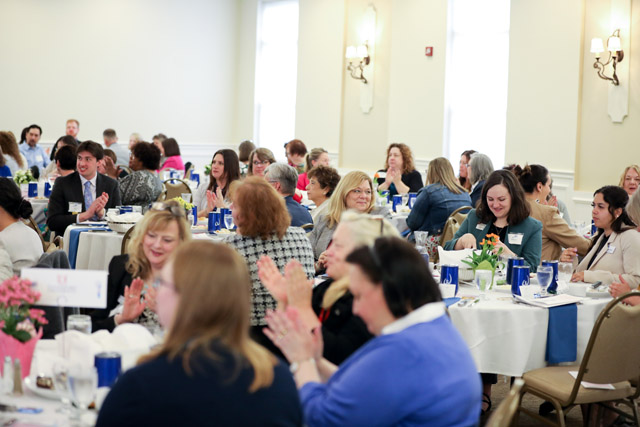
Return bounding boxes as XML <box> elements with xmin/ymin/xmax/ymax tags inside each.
<box><xmin>514</xmin><ymin>164</ymin><xmax>589</xmax><ymax>261</ymax></box>
<box><xmin>248</xmin><ymin>148</ymin><xmax>276</xmax><ymax>178</ymax></box>
<box><xmin>375</xmin><ymin>143</ymin><xmax>423</xmax><ymax>197</ymax></box>
<box><xmin>194</xmin><ymin>149</ymin><xmax>241</xmax><ymax>218</ymax></box>
<box><xmin>264</xmin><ymin>236</ymin><xmax>481</xmax><ymax>426</ymax></box>
<box><xmin>297</xmin><ymin>148</ymin><xmax>330</xmax><ymax>191</ymax></box>
<box><xmin>306</xmin><ymin>166</ymin><xmax>340</xmax><ymax>222</ymax></box>
<box><xmin>96</xmin><ymin>241</ymin><xmax>302</xmax><ymax>426</ymax></box>
<box><xmin>0</xmin><ymin>131</ymin><xmax>27</xmax><ymax>175</ymax></box>
<box><xmin>103</xmin><ymin>142</ymin><xmax>163</xmax><ymax>209</ymax></box>
<box><xmin>444</xmin><ymin>169</ymin><xmax>542</xmax><ymax>268</ymax></box>
<box><xmin>285</xmin><ymin>139</ymin><xmax>307</xmax><ymax>174</ymax></box>
<box><xmin>561</xmin><ymin>185</ymin><xmax>640</xmax><ymax>287</ymax></box>
<box><xmin>238</xmin><ymin>140</ymin><xmax>256</xmax><ymax>177</ymax></box>
<box><xmin>225</xmin><ymin>177</ymin><xmax>315</xmax><ymax>354</ymax></box>
<box><xmin>407</xmin><ymin>157</ymin><xmax>472</xmax><ymax>257</ymax></box>
<box><xmin>158</xmin><ymin>138</ymin><xmax>185</xmax><ymax>172</ymax></box>
<box><xmin>0</xmin><ymin>178</ymin><xmax>43</xmax><ymax>273</ymax></box>
<box><xmin>43</xmin><ymin>135</ymin><xmax>78</xmax><ymax>179</ymax></box>
<box><xmin>458</xmin><ymin>149</ymin><xmax>476</xmax><ymax>191</ymax></box>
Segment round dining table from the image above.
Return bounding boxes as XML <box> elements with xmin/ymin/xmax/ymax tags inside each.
<box><xmin>447</xmin><ymin>283</ymin><xmax>611</xmax><ymax>377</ymax></box>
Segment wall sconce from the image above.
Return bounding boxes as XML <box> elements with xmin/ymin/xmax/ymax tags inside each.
<box><xmin>345</xmin><ymin>43</ymin><xmax>370</xmax><ymax>84</ymax></box>
<box><xmin>590</xmin><ymin>29</ymin><xmax>624</xmax><ymax>85</ymax></box>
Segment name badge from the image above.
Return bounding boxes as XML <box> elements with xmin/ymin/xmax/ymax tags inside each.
<box><xmin>476</xmin><ymin>223</ymin><xmax>486</xmax><ymax>231</ymax></box>
<box><xmin>606</xmin><ymin>245</ymin><xmax>616</xmax><ymax>254</ymax></box>
<box><xmin>69</xmin><ymin>202</ymin><xmax>82</xmax><ymax>213</ymax></box>
<box><xmin>36</xmin><ymin>155</ymin><xmax>43</xmax><ymax>163</ymax></box>
<box><xmin>508</xmin><ymin>233</ymin><xmax>524</xmax><ymax>245</ymax></box>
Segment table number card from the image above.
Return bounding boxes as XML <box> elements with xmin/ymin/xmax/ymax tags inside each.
<box><xmin>21</xmin><ymin>268</ymin><xmax>107</xmax><ymax>308</ymax></box>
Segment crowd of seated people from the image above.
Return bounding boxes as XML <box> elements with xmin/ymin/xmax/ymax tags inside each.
<box><xmin>2</xmin><ymin>119</ymin><xmax>640</xmax><ymax>426</ymax></box>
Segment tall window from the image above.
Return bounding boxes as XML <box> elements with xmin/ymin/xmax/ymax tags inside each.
<box><xmin>443</xmin><ymin>0</ymin><xmax>510</xmax><ymax>169</ymax></box>
<box><xmin>254</xmin><ymin>0</ymin><xmax>299</xmax><ymax>160</ymax></box>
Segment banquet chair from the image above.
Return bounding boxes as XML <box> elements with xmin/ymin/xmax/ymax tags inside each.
<box><xmin>120</xmin><ymin>166</ymin><xmax>133</xmax><ymax>176</ymax></box>
<box><xmin>486</xmin><ymin>378</ymin><xmax>524</xmax><ymax>427</ymax></box>
<box><xmin>517</xmin><ymin>291</ymin><xmax>640</xmax><ymax>427</ymax></box>
<box><xmin>23</xmin><ymin>216</ymin><xmax>62</xmax><ymax>252</ymax></box>
<box><xmin>159</xmin><ymin>178</ymin><xmax>192</xmax><ymax>201</ymax></box>
<box><xmin>183</xmin><ymin>162</ymin><xmax>194</xmax><ymax>180</ymax></box>
<box><xmin>121</xmin><ymin>225</ymin><xmax>135</xmax><ymax>255</ymax></box>
<box><xmin>300</xmin><ymin>223</ymin><xmax>314</xmax><ymax>232</ymax></box>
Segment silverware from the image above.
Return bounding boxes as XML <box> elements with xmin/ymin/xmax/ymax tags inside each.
<box><xmin>591</xmin><ymin>281</ymin><xmax>603</xmax><ymax>289</ymax></box>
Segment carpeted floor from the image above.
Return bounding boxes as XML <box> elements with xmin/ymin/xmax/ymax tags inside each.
<box><xmin>481</xmin><ymin>375</ymin><xmax>637</xmax><ymax>426</ymax></box>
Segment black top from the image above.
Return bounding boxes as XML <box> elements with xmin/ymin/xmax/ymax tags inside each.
<box><xmin>470</xmin><ymin>180</ymin><xmax>485</xmax><ymax>209</ymax></box>
<box><xmin>96</xmin><ymin>342</ymin><xmax>303</xmax><ymax>427</ymax></box>
<box><xmin>312</xmin><ymin>279</ymin><xmax>373</xmax><ymax>365</ymax></box>
<box><xmin>90</xmin><ymin>254</ymin><xmax>132</xmax><ymax>332</ymax></box>
<box><xmin>488</xmin><ymin>223</ymin><xmax>508</xmax><ymax>243</ymax></box>
<box><xmin>376</xmin><ymin>169</ymin><xmax>423</xmax><ymax>197</ymax></box>
<box><xmin>587</xmin><ymin>234</ymin><xmax>610</xmax><ymax>270</ymax></box>
<box><xmin>47</xmin><ymin>171</ymin><xmax>121</xmax><ymax>235</ymax></box>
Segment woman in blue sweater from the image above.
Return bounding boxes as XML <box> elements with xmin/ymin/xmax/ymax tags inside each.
<box><xmin>264</xmin><ymin>237</ymin><xmax>481</xmax><ymax>427</ymax></box>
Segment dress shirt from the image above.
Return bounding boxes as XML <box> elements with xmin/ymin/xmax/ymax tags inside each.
<box><xmin>107</xmin><ymin>143</ymin><xmax>130</xmax><ymax>168</ymax></box>
<box><xmin>19</xmin><ymin>144</ymin><xmax>50</xmax><ymax>171</ymax></box>
<box><xmin>381</xmin><ymin>301</ymin><xmax>446</xmax><ymax>335</ymax></box>
<box><xmin>78</xmin><ymin>174</ymin><xmax>101</xmax><ymax>221</ymax></box>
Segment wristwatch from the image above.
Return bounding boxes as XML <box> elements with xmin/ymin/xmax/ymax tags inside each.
<box><xmin>290</xmin><ymin>358</ymin><xmax>315</xmax><ymax>374</ymax></box>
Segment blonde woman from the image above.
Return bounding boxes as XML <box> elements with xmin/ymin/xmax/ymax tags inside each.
<box><xmin>96</xmin><ymin>241</ymin><xmax>302</xmax><ymax>426</ymax></box>
<box><xmin>0</xmin><ymin>131</ymin><xmax>27</xmax><ymax>176</ymax></box>
<box><xmin>308</xmin><ymin>171</ymin><xmax>391</xmax><ymax>262</ymax></box>
<box><xmin>406</xmin><ymin>157</ymin><xmax>472</xmax><ymax>258</ymax></box>
<box><xmin>90</xmin><ymin>201</ymin><xmax>191</xmax><ymax>332</ymax></box>
<box><xmin>619</xmin><ymin>164</ymin><xmax>640</xmax><ymax>196</ymax></box>
<box><xmin>258</xmin><ymin>212</ymin><xmax>399</xmax><ymax>365</ymax></box>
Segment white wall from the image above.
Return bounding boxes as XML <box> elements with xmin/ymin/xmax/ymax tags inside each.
<box><xmin>0</xmin><ymin>0</ymin><xmax>238</xmax><ymax>154</ymax></box>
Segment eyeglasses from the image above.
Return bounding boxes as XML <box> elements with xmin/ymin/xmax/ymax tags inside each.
<box><xmin>253</xmin><ymin>160</ymin><xmax>271</xmax><ymax>166</ymax></box>
<box><xmin>151</xmin><ymin>202</ymin><xmax>186</xmax><ymax>218</ymax></box>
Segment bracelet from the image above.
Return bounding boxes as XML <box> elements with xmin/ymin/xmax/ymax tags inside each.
<box><xmin>289</xmin><ymin>358</ymin><xmax>316</xmax><ymax>374</ymax></box>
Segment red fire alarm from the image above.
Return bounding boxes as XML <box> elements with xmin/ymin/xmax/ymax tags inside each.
<box><xmin>425</xmin><ymin>46</ymin><xmax>433</xmax><ymax>56</ymax></box>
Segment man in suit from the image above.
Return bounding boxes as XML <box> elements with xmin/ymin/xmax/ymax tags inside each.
<box><xmin>264</xmin><ymin>163</ymin><xmax>313</xmax><ymax>228</ymax></box>
<box><xmin>47</xmin><ymin>140</ymin><xmax>121</xmax><ymax>236</ymax></box>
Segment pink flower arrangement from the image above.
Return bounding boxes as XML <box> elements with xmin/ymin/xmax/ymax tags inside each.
<box><xmin>0</xmin><ymin>277</ymin><xmax>47</xmax><ymax>343</ymax></box>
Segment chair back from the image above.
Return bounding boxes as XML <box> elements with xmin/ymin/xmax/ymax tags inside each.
<box><xmin>121</xmin><ymin>225</ymin><xmax>135</xmax><ymax>255</ymax></box>
<box><xmin>22</xmin><ymin>216</ymin><xmax>48</xmax><ymax>252</ymax></box>
<box><xmin>183</xmin><ymin>162</ymin><xmax>194</xmax><ymax>180</ymax></box>
<box><xmin>440</xmin><ymin>205</ymin><xmax>472</xmax><ymax>249</ymax></box>
<box><xmin>120</xmin><ymin>166</ymin><xmax>133</xmax><ymax>176</ymax></box>
<box><xmin>300</xmin><ymin>223</ymin><xmax>314</xmax><ymax>231</ymax></box>
<box><xmin>486</xmin><ymin>378</ymin><xmax>524</xmax><ymax>427</ymax></box>
<box><xmin>574</xmin><ymin>291</ymin><xmax>640</xmax><ymax>387</ymax></box>
<box><xmin>159</xmin><ymin>178</ymin><xmax>192</xmax><ymax>201</ymax></box>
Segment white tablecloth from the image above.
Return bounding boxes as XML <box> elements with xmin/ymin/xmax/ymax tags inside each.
<box><xmin>448</xmin><ymin>283</ymin><xmax>611</xmax><ymax>377</ymax></box>
<box><xmin>389</xmin><ymin>212</ymin><xmax>409</xmax><ymax>234</ymax></box>
<box><xmin>64</xmin><ymin>225</ymin><xmax>228</xmax><ymax>270</ymax></box>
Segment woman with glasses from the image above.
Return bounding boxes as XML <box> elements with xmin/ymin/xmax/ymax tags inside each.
<box><xmin>374</xmin><ymin>143</ymin><xmax>423</xmax><ymax>198</ymax></box>
<box><xmin>247</xmin><ymin>148</ymin><xmax>276</xmax><ymax>178</ymax></box>
<box><xmin>225</xmin><ymin>177</ymin><xmax>315</xmax><ymax>356</ymax></box>
<box><xmin>309</xmin><ymin>171</ymin><xmax>390</xmax><ymax>264</ymax></box>
<box><xmin>458</xmin><ymin>149</ymin><xmax>476</xmax><ymax>191</ymax></box>
<box><xmin>90</xmin><ymin>200</ymin><xmax>191</xmax><ymax>332</ymax></box>
<box><xmin>264</xmin><ymin>236</ymin><xmax>481</xmax><ymax>426</ymax></box>
<box><xmin>194</xmin><ymin>149</ymin><xmax>241</xmax><ymax>218</ymax></box>
<box><xmin>96</xmin><ymin>241</ymin><xmax>303</xmax><ymax>426</ymax></box>
<box><xmin>259</xmin><ymin>212</ymin><xmax>398</xmax><ymax>365</ymax></box>
<box><xmin>468</xmin><ymin>153</ymin><xmax>494</xmax><ymax>208</ymax></box>
<box><xmin>103</xmin><ymin>142</ymin><xmax>163</xmax><ymax>209</ymax></box>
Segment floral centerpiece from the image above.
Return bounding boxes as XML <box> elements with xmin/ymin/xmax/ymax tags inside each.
<box><xmin>13</xmin><ymin>170</ymin><xmax>36</xmax><ymax>185</ymax></box>
<box><xmin>0</xmin><ymin>277</ymin><xmax>47</xmax><ymax>378</ymax></box>
<box><xmin>172</xmin><ymin>197</ymin><xmax>195</xmax><ymax>218</ymax></box>
<box><xmin>461</xmin><ymin>233</ymin><xmax>504</xmax><ymax>289</ymax></box>
<box><xmin>203</xmin><ymin>164</ymin><xmax>211</xmax><ymax>176</ymax></box>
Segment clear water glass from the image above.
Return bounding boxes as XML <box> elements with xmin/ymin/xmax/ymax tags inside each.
<box><xmin>181</xmin><ymin>193</ymin><xmax>192</xmax><ymax>203</ymax></box>
<box><xmin>537</xmin><ymin>266</ymin><xmax>554</xmax><ymax>295</ymax></box>
<box><xmin>68</xmin><ymin>366</ymin><xmax>97</xmax><ymax>411</ymax></box>
<box><xmin>401</xmin><ymin>193</ymin><xmax>409</xmax><ymax>206</ymax></box>
<box><xmin>53</xmin><ymin>362</ymin><xmax>73</xmax><ymax>414</ymax></box>
<box><xmin>224</xmin><ymin>214</ymin><xmax>234</xmax><ymax>230</ymax></box>
<box><xmin>67</xmin><ymin>315</ymin><xmax>91</xmax><ymax>334</ymax></box>
<box><xmin>414</xmin><ymin>231</ymin><xmax>429</xmax><ymax>248</ymax></box>
<box><xmin>558</xmin><ymin>262</ymin><xmax>573</xmax><ymax>283</ymax></box>
<box><xmin>475</xmin><ymin>270</ymin><xmax>492</xmax><ymax>299</ymax></box>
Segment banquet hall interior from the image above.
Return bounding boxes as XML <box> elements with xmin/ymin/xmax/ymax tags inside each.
<box><xmin>1</xmin><ymin>0</ymin><xmax>640</xmax><ymax>426</ymax></box>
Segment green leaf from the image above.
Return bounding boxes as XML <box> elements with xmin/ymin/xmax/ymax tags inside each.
<box><xmin>13</xmin><ymin>330</ymin><xmax>32</xmax><ymax>343</ymax></box>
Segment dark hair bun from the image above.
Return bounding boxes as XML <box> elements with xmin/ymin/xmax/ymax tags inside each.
<box><xmin>18</xmin><ymin>199</ymin><xmax>33</xmax><ymax>219</ymax></box>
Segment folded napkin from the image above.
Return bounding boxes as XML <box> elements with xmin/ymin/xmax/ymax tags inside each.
<box><xmin>545</xmin><ymin>304</ymin><xmax>577</xmax><ymax>364</ymax></box>
<box><xmin>68</xmin><ymin>226</ymin><xmax>108</xmax><ymax>268</ymax></box>
<box><xmin>106</xmin><ymin>211</ymin><xmax>144</xmax><ymax>222</ymax></box>
<box><xmin>54</xmin><ymin>324</ymin><xmax>157</xmax><ymax>371</ymax></box>
<box><xmin>437</xmin><ymin>247</ymin><xmax>477</xmax><ymax>267</ymax></box>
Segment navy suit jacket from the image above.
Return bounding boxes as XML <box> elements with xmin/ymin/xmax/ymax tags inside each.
<box><xmin>47</xmin><ymin>172</ymin><xmax>121</xmax><ymax>235</ymax></box>
<box><xmin>284</xmin><ymin>195</ymin><xmax>313</xmax><ymax>227</ymax></box>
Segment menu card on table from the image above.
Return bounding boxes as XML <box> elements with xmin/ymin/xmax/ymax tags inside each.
<box><xmin>513</xmin><ymin>294</ymin><xmax>584</xmax><ymax>308</ymax></box>
<box><xmin>21</xmin><ymin>268</ymin><xmax>107</xmax><ymax>308</ymax></box>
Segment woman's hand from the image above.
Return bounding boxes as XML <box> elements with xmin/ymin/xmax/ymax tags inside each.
<box><xmin>205</xmin><ymin>190</ymin><xmax>218</xmax><ymax>213</ymax></box>
<box><xmin>609</xmin><ymin>275</ymin><xmax>633</xmax><ymax>298</ymax></box>
<box><xmin>493</xmin><ymin>240</ymin><xmax>515</xmax><ymax>258</ymax></box>
<box><xmin>454</xmin><ymin>233</ymin><xmax>477</xmax><ymax>250</ymax></box>
<box><xmin>117</xmin><ymin>278</ymin><xmax>146</xmax><ymax>324</ymax></box>
<box><xmin>315</xmin><ymin>251</ymin><xmax>328</xmax><ymax>272</ymax></box>
<box><xmin>560</xmin><ymin>247</ymin><xmax>578</xmax><ymax>263</ymax></box>
<box><xmin>263</xmin><ymin>307</ymin><xmax>321</xmax><ymax>363</ymax></box>
<box><xmin>570</xmin><ymin>271</ymin><xmax>585</xmax><ymax>282</ymax></box>
<box><xmin>144</xmin><ymin>284</ymin><xmax>158</xmax><ymax>313</ymax></box>
<box><xmin>285</xmin><ymin>261</ymin><xmax>313</xmax><ymax>309</ymax></box>
<box><xmin>215</xmin><ymin>187</ymin><xmax>226</xmax><ymax>209</ymax></box>
<box><xmin>257</xmin><ymin>255</ymin><xmax>287</xmax><ymax>304</ymax></box>
<box><xmin>384</xmin><ymin>167</ymin><xmax>397</xmax><ymax>186</ymax></box>
<box><xmin>103</xmin><ymin>156</ymin><xmax>120</xmax><ymax>180</ymax></box>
